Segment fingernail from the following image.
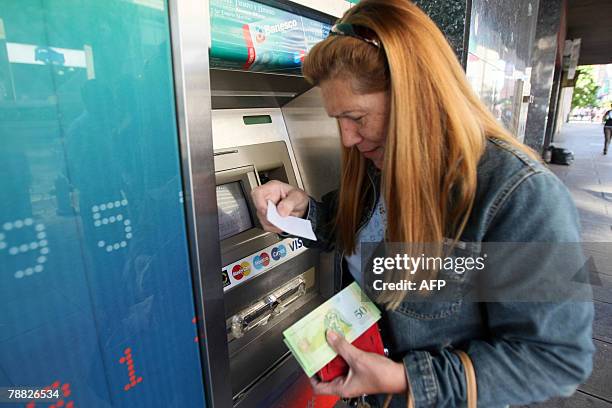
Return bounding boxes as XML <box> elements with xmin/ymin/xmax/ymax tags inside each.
<box><xmin>326</xmin><ymin>330</ymin><xmax>338</xmax><ymax>342</ymax></box>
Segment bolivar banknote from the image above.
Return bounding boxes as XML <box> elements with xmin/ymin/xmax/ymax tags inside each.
<box><xmin>283</xmin><ymin>282</ymin><xmax>381</xmax><ymax>377</ymax></box>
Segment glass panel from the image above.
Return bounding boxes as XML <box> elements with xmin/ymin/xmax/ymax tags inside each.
<box><xmin>0</xmin><ymin>1</ymin><xmax>206</xmax><ymax>406</ymax></box>
<box><xmin>466</xmin><ymin>0</ymin><xmax>539</xmax><ymax>136</ymax></box>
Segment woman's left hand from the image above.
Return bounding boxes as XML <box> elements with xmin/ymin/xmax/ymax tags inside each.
<box><xmin>309</xmin><ymin>330</ymin><xmax>408</xmax><ymax>398</ymax></box>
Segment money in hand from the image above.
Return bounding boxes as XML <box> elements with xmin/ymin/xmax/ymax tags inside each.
<box><xmin>283</xmin><ymin>282</ymin><xmax>381</xmax><ymax>377</ymax></box>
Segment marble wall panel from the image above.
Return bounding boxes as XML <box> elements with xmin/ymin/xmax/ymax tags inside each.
<box><xmin>413</xmin><ymin>0</ymin><xmax>469</xmax><ymax>64</ymax></box>
<box><xmin>523</xmin><ymin>0</ymin><xmax>563</xmax><ymax>153</ymax></box>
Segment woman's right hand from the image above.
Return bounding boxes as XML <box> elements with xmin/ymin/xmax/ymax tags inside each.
<box><xmin>251</xmin><ymin>180</ymin><xmax>309</xmax><ymax>234</ymax></box>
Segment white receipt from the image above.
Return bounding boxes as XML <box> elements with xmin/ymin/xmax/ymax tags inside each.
<box><xmin>266</xmin><ymin>200</ymin><xmax>317</xmax><ymax>241</ymax></box>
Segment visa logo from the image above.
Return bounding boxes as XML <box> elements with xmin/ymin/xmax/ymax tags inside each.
<box><xmin>289</xmin><ymin>239</ymin><xmax>303</xmax><ymax>251</ymax></box>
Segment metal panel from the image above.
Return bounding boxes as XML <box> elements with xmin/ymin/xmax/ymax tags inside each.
<box><xmin>214</xmin><ymin>142</ymin><xmax>299</xmax><ymax>266</ymax></box>
<box><xmin>168</xmin><ymin>0</ymin><xmax>233</xmax><ymax>407</ymax></box>
<box><xmin>212</xmin><ymin>108</ymin><xmax>306</xmax><ymax>190</ymax></box>
<box><xmin>210</xmin><ymin>69</ymin><xmax>311</xmax><ymax>109</ymax></box>
<box><xmin>281</xmin><ymin>87</ymin><xmax>342</xmax><ymax>200</ymax></box>
<box><xmin>233</xmin><ymin>355</ymin><xmax>302</xmax><ymax>408</ymax></box>
<box><xmin>231</xmin><ymin>295</ymin><xmax>326</xmax><ymax>402</ymax></box>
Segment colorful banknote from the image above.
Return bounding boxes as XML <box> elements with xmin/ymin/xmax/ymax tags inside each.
<box><xmin>283</xmin><ymin>282</ymin><xmax>381</xmax><ymax>377</ymax></box>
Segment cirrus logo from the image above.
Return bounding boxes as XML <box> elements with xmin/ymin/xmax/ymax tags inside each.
<box><xmin>271</xmin><ymin>245</ymin><xmax>287</xmax><ymax>261</ymax></box>
<box><xmin>253</xmin><ymin>252</ymin><xmax>270</xmax><ymax>270</ymax></box>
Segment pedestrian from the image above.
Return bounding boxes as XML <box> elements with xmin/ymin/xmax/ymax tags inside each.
<box><xmin>602</xmin><ymin>103</ymin><xmax>612</xmax><ymax>155</ymax></box>
<box><xmin>251</xmin><ymin>0</ymin><xmax>594</xmax><ymax>406</ymax></box>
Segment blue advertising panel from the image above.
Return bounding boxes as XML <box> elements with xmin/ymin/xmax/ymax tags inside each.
<box><xmin>0</xmin><ymin>1</ymin><xmax>206</xmax><ymax>406</ymax></box>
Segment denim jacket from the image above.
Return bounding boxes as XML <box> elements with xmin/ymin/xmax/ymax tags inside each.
<box><xmin>301</xmin><ymin>137</ymin><xmax>594</xmax><ymax>407</ymax></box>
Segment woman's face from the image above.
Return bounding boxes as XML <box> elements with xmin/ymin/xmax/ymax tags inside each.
<box><xmin>320</xmin><ymin>78</ymin><xmax>390</xmax><ymax>169</ymax></box>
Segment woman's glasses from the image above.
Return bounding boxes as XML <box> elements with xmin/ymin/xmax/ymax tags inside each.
<box><xmin>330</xmin><ymin>23</ymin><xmax>382</xmax><ymax>49</ymax></box>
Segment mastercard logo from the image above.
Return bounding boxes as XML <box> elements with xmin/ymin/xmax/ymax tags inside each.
<box><xmin>231</xmin><ymin>262</ymin><xmax>251</xmax><ymax>280</ymax></box>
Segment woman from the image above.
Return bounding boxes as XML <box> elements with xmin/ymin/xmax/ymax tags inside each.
<box><xmin>251</xmin><ymin>0</ymin><xmax>594</xmax><ymax>406</ymax></box>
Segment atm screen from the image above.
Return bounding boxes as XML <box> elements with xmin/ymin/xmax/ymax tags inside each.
<box><xmin>217</xmin><ymin>181</ymin><xmax>253</xmax><ymax>240</ymax></box>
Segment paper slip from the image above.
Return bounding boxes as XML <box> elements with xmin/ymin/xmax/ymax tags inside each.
<box><xmin>283</xmin><ymin>282</ymin><xmax>381</xmax><ymax>377</ymax></box>
<box><xmin>266</xmin><ymin>200</ymin><xmax>317</xmax><ymax>241</ymax></box>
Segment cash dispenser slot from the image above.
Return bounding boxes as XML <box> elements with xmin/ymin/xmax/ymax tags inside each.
<box><xmin>230</xmin><ymin>276</ymin><xmax>306</xmax><ymax>339</ymax></box>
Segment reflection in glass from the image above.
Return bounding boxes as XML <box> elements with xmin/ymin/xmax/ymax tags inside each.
<box><xmin>465</xmin><ymin>0</ymin><xmax>539</xmax><ymax>140</ymax></box>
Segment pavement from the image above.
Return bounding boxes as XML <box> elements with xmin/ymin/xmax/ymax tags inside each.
<box><xmin>519</xmin><ymin>122</ymin><xmax>612</xmax><ymax>408</ymax></box>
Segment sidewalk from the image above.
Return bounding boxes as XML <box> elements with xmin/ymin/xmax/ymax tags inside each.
<box><xmin>521</xmin><ymin>122</ymin><xmax>612</xmax><ymax>408</ymax></box>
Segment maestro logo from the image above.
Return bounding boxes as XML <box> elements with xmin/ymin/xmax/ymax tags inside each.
<box><xmin>231</xmin><ymin>262</ymin><xmax>251</xmax><ymax>280</ymax></box>
<box><xmin>271</xmin><ymin>245</ymin><xmax>287</xmax><ymax>261</ymax></box>
<box><xmin>253</xmin><ymin>252</ymin><xmax>271</xmax><ymax>270</ymax></box>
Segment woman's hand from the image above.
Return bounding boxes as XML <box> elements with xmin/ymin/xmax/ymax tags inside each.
<box><xmin>251</xmin><ymin>180</ymin><xmax>309</xmax><ymax>234</ymax></box>
<box><xmin>309</xmin><ymin>330</ymin><xmax>408</xmax><ymax>398</ymax></box>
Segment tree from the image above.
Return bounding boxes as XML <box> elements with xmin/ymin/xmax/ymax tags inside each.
<box><xmin>571</xmin><ymin>66</ymin><xmax>600</xmax><ymax>109</ymax></box>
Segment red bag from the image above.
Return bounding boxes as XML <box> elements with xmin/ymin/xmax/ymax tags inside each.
<box><xmin>317</xmin><ymin>323</ymin><xmax>385</xmax><ymax>382</ymax></box>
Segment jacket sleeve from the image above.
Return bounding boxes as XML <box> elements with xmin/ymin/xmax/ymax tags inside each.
<box><xmin>402</xmin><ymin>172</ymin><xmax>595</xmax><ymax>407</ymax></box>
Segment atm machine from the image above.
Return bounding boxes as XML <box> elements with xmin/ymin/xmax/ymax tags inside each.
<box><xmin>212</xmin><ymin>110</ymin><xmax>328</xmax><ymax>404</ymax></box>
<box><xmin>170</xmin><ymin>0</ymin><xmax>346</xmax><ymax>407</ymax></box>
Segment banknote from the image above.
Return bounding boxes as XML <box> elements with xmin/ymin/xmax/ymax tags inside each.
<box><xmin>283</xmin><ymin>282</ymin><xmax>381</xmax><ymax>377</ymax></box>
